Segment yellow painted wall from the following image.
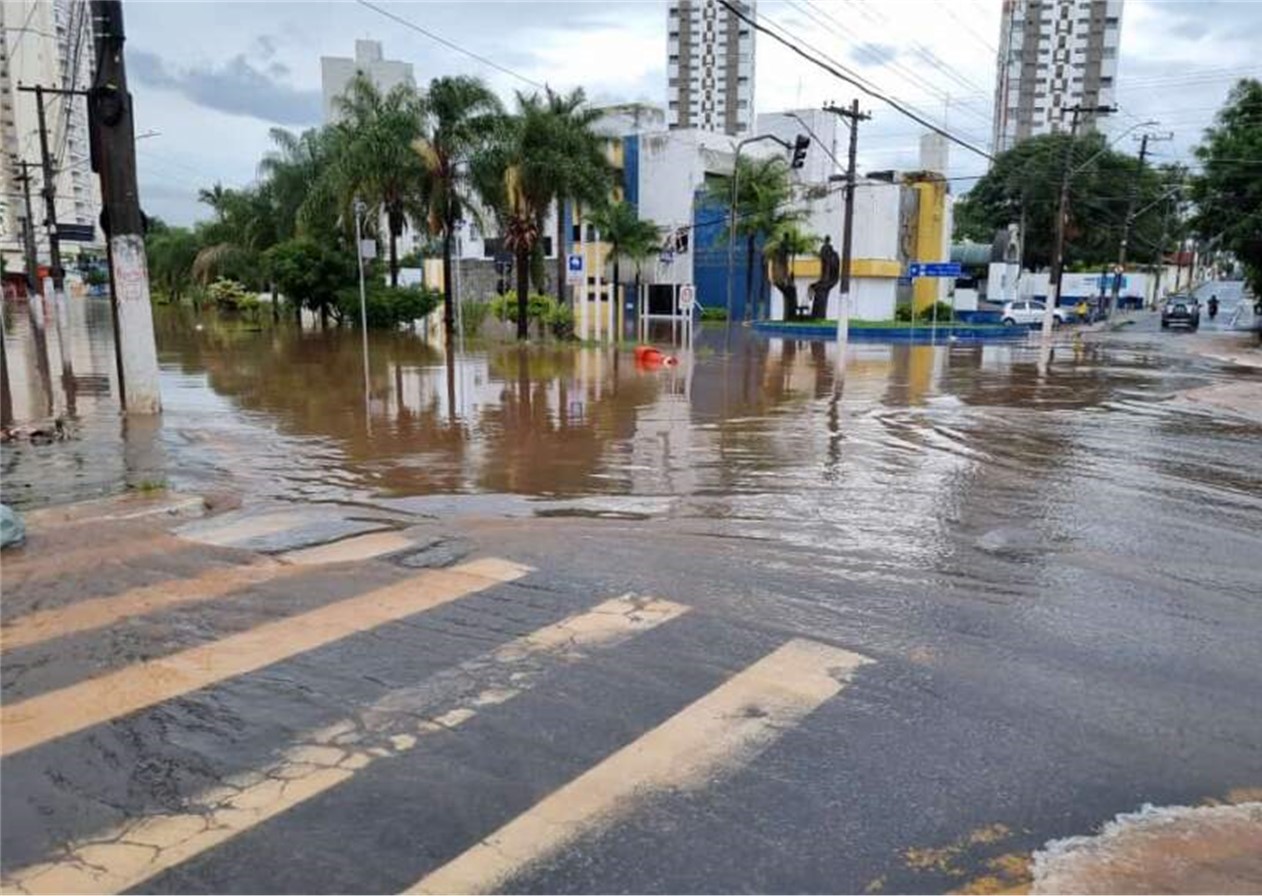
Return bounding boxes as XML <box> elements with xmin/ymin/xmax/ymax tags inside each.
<box><xmin>786</xmin><ymin>257</ymin><xmax>902</xmax><ymax>280</ymax></box>
<box><xmin>911</xmin><ymin>178</ymin><xmax>948</xmax><ymax>314</ymax></box>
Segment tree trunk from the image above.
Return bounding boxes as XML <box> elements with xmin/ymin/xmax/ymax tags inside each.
<box><xmin>745</xmin><ymin>234</ymin><xmax>756</xmax><ymax>321</ymax></box>
<box><xmin>612</xmin><ymin>256</ymin><xmax>621</xmax><ymax>335</ymax></box>
<box><xmin>442</xmin><ymin>221</ymin><xmax>455</xmax><ymax>343</ymax></box>
<box><xmin>271</xmin><ymin>281</ymin><xmax>279</xmax><ymax>323</ymax></box>
<box><xmin>555</xmin><ymin>200</ymin><xmax>567</xmax><ymax>306</ymax></box>
<box><xmin>516</xmin><ymin>244</ymin><xmax>530</xmax><ymax>341</ymax></box>
<box><xmin>388</xmin><ymin>225</ymin><xmax>399</xmax><ymax>288</ymax></box>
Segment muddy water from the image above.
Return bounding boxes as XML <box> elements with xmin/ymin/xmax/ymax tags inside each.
<box><xmin>3</xmin><ymin>300</ymin><xmax>1260</xmax><ymax>562</ymax></box>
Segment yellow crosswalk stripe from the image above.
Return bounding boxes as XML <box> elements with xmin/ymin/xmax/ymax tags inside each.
<box><xmin>0</xmin><ymin>596</ymin><xmax>689</xmax><ymax>896</ymax></box>
<box><xmin>0</xmin><ymin>560</ymin><xmax>303</xmax><ymax>652</ymax></box>
<box><xmin>0</xmin><ymin>557</ymin><xmax>530</xmax><ymax>759</ymax></box>
<box><xmin>406</xmin><ymin>638</ymin><xmax>871</xmax><ymax>895</ymax></box>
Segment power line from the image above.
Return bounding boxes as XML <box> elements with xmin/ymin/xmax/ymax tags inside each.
<box><xmin>718</xmin><ymin>0</ymin><xmax>995</xmax><ymax>162</ymax></box>
<box><xmin>354</xmin><ymin>0</ymin><xmax>544</xmax><ymax>90</ymax></box>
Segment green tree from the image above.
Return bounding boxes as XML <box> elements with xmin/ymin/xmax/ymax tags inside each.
<box><xmin>706</xmin><ymin>155</ymin><xmax>801</xmax><ymax>320</ymax></box>
<box><xmin>954</xmin><ymin>132</ymin><xmax>1170</xmax><ymax>269</ymax></box>
<box><xmin>1191</xmin><ymin>78</ymin><xmax>1262</xmax><ymax>293</ymax></box>
<box><xmin>330</xmin><ymin>74</ymin><xmax>426</xmax><ymax>287</ymax></box>
<box><xmin>472</xmin><ymin>94</ymin><xmax>559</xmax><ymax>340</ymax></box>
<box><xmin>764</xmin><ymin>222</ymin><xmax>819</xmax><ymax>321</ymax></box>
<box><xmin>258</xmin><ymin>126</ymin><xmax>340</xmax><ymax>243</ymax></box>
<box><xmin>145</xmin><ymin>225</ymin><xmax>200</xmax><ymax>305</ymax></box>
<box><xmin>537</xmin><ymin>87</ymin><xmax>612</xmax><ymax>307</ymax></box>
<box><xmin>412</xmin><ymin>75</ymin><xmax>503</xmax><ymax>341</ymax></box>
<box><xmin>192</xmin><ymin>183</ymin><xmax>278</xmax><ymax>288</ymax></box>
<box><xmin>587</xmin><ymin>200</ymin><xmax>661</xmax><ymax>310</ymax></box>
<box><xmin>263</xmin><ymin>238</ymin><xmax>356</xmax><ymax>324</ymax></box>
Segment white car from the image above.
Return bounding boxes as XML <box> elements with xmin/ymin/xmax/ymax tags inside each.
<box><xmin>1001</xmin><ymin>300</ymin><xmax>1066</xmax><ymax>327</ymax></box>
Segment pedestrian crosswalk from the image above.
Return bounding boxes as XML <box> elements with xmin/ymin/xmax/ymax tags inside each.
<box><xmin>0</xmin><ymin>521</ymin><xmax>875</xmax><ymax>895</ymax></box>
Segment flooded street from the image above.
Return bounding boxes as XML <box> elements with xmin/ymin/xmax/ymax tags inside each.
<box><xmin>2</xmin><ymin>298</ymin><xmax>1261</xmax><ymax>893</ymax></box>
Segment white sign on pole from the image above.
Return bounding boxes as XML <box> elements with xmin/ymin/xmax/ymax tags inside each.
<box><xmin>359</xmin><ymin>239</ymin><xmax>377</xmax><ymax>260</ymax></box>
<box><xmin>566</xmin><ymin>253</ymin><xmax>586</xmax><ymax>284</ymax></box>
<box><xmin>678</xmin><ymin>284</ymin><xmax>696</xmax><ymax>312</ymax></box>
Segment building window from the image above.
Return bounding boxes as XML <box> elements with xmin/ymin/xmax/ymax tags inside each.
<box><xmin>1105</xmin><ymin>16</ymin><xmax>1118</xmax><ymax>25</ymax></box>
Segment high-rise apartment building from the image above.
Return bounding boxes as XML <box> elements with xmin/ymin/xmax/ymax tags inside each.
<box><xmin>991</xmin><ymin>0</ymin><xmax>1123</xmax><ymax>154</ymax></box>
<box><xmin>320</xmin><ymin>40</ymin><xmax>414</xmax><ymax>123</ymax></box>
<box><xmin>666</xmin><ymin>0</ymin><xmax>755</xmax><ymax>136</ymax></box>
<box><xmin>1</xmin><ymin>0</ymin><xmax>104</xmax><ymax>278</ymax></box>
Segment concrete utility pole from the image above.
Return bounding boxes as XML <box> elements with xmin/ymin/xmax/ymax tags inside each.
<box><xmin>1110</xmin><ymin>130</ymin><xmax>1171</xmax><ymax>316</ymax></box>
<box><xmin>90</xmin><ymin>0</ymin><xmax>162</xmax><ymax>414</ymax></box>
<box><xmin>17</xmin><ymin>85</ymin><xmax>72</xmax><ymax>301</ymax></box>
<box><xmin>823</xmin><ymin>100</ymin><xmax>871</xmax><ymax>352</ymax></box>
<box><xmin>1040</xmin><ymin>103</ymin><xmax>1114</xmax><ymax>368</ymax></box>
<box><xmin>13</xmin><ymin>160</ymin><xmax>41</xmax><ymax>293</ymax></box>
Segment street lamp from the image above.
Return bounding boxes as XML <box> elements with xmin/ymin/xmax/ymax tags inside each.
<box><xmin>725</xmin><ymin>133</ymin><xmax>793</xmax><ymax>326</ymax></box>
<box><xmin>353</xmin><ymin>197</ymin><xmax>370</xmax><ymax>418</ymax></box>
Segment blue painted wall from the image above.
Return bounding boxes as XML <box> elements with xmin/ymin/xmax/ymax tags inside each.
<box><xmin>692</xmin><ymin>189</ymin><xmax>763</xmax><ymax>321</ymax></box>
<box><xmin>622</xmin><ymin>136</ymin><xmax>640</xmax><ymax>210</ymax></box>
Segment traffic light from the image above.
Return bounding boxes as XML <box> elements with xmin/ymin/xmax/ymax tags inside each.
<box><xmin>791</xmin><ymin>134</ymin><xmax>810</xmax><ymax>169</ymax></box>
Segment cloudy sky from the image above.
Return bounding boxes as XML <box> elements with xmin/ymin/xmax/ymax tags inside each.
<box><xmin>124</xmin><ymin>0</ymin><xmax>1262</xmax><ymax>225</ymax></box>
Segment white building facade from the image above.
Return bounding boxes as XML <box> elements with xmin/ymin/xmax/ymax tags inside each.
<box><xmin>1</xmin><ymin>0</ymin><xmax>104</xmax><ymax>280</ymax></box>
<box><xmin>991</xmin><ymin>0</ymin><xmax>1123</xmax><ymax>154</ymax></box>
<box><xmin>320</xmin><ymin>39</ymin><xmax>414</xmax><ymax>123</ymax></box>
<box><xmin>666</xmin><ymin>0</ymin><xmax>755</xmax><ymax>136</ymax></box>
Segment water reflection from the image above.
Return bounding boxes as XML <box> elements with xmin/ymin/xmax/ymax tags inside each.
<box><xmin>0</xmin><ymin>299</ymin><xmax>1238</xmax><ymax>521</ymax></box>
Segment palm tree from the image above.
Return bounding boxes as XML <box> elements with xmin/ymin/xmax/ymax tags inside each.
<box><xmin>412</xmin><ymin>76</ymin><xmax>503</xmax><ymax>342</ymax></box>
<box><xmin>763</xmin><ymin>222</ymin><xmax>819</xmax><ymax>322</ymax></box>
<box><xmin>331</xmin><ymin>74</ymin><xmax>426</xmax><ymax>287</ymax></box>
<box><xmin>191</xmin><ymin>183</ymin><xmax>277</xmax><ymax>289</ymax></box>
<box><xmin>258</xmin><ymin>126</ymin><xmax>338</xmax><ymax>243</ymax></box>
<box><xmin>471</xmin><ymin>94</ymin><xmax>557</xmax><ymax>340</ymax></box>
<box><xmin>587</xmin><ymin>200</ymin><xmax>661</xmax><ymax>313</ymax></box>
<box><xmin>536</xmin><ymin>87</ymin><xmax>612</xmax><ymax>307</ymax></box>
<box><xmin>706</xmin><ymin>155</ymin><xmax>801</xmax><ymax>320</ymax></box>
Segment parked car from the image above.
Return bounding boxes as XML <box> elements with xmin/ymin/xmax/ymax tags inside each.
<box><xmin>1161</xmin><ymin>295</ymin><xmax>1200</xmax><ymax>330</ymax></box>
<box><xmin>1000</xmin><ymin>301</ymin><xmax>1067</xmax><ymax>327</ymax></box>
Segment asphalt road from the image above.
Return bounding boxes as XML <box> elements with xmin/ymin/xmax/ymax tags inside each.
<box><xmin>2</xmin><ymin>310</ymin><xmax>1261</xmax><ymax>894</ymax></box>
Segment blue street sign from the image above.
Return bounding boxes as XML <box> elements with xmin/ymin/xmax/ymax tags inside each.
<box><xmin>908</xmin><ymin>262</ymin><xmax>962</xmax><ymax>278</ymax></box>
<box><xmin>567</xmin><ymin>254</ymin><xmax>584</xmax><ymax>272</ymax></box>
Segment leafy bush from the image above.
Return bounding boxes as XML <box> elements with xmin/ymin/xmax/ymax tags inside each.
<box><xmin>894</xmin><ymin>301</ymin><xmax>954</xmax><ymax>323</ymax></box>
<box><xmin>487</xmin><ymin>293</ymin><xmax>575</xmax><ymax>339</ymax></box>
<box><xmin>206</xmin><ymin>278</ymin><xmax>257</xmax><ymax>312</ymax></box>
<box><xmin>264</xmin><ymin>239</ymin><xmax>356</xmax><ymax>319</ymax></box>
<box><xmin>699</xmin><ymin>306</ymin><xmax>728</xmax><ymax>321</ymax></box>
<box><xmin>336</xmin><ymin>282</ymin><xmax>441</xmax><ymax>329</ymax></box>
<box><xmin>460</xmin><ymin>300</ymin><xmax>491</xmax><ymax>338</ymax></box>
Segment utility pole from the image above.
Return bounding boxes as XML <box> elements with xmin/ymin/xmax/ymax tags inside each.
<box><xmin>823</xmin><ymin>99</ymin><xmax>871</xmax><ymax>352</ymax></box>
<box><xmin>1110</xmin><ymin>130</ymin><xmax>1171</xmax><ymax>316</ymax></box>
<box><xmin>13</xmin><ymin>160</ymin><xmax>41</xmax><ymax>293</ymax></box>
<box><xmin>1040</xmin><ymin>103</ymin><xmax>1114</xmax><ymax>367</ymax></box>
<box><xmin>90</xmin><ymin>0</ymin><xmax>162</xmax><ymax>414</ymax></box>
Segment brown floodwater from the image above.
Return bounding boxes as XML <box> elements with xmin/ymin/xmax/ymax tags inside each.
<box><xmin>2</xmin><ymin>298</ymin><xmax>1260</xmax><ymax>577</ymax></box>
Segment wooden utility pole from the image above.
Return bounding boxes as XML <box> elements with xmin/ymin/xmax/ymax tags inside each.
<box><xmin>13</xmin><ymin>160</ymin><xmax>41</xmax><ymax>293</ymax></box>
<box><xmin>823</xmin><ymin>99</ymin><xmax>871</xmax><ymax>351</ymax></box>
<box><xmin>1110</xmin><ymin>130</ymin><xmax>1171</xmax><ymax>315</ymax></box>
<box><xmin>90</xmin><ymin>0</ymin><xmax>161</xmax><ymax>414</ymax></box>
<box><xmin>17</xmin><ymin>86</ymin><xmax>68</xmax><ymax>296</ymax></box>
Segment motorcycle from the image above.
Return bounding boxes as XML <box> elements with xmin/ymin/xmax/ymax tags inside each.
<box><xmin>1207</xmin><ymin>297</ymin><xmax>1219</xmax><ymax>320</ymax></box>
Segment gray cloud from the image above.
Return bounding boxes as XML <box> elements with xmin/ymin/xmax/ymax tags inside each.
<box><xmin>129</xmin><ymin>50</ymin><xmax>321</xmax><ymax>126</ymax></box>
<box><xmin>851</xmin><ymin>42</ymin><xmax>899</xmax><ymax>67</ymax></box>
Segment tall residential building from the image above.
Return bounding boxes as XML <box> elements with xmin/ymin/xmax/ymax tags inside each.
<box><xmin>666</xmin><ymin>0</ymin><xmax>756</xmax><ymax>136</ymax></box>
<box><xmin>1</xmin><ymin>0</ymin><xmax>104</xmax><ymax>278</ymax></box>
<box><xmin>991</xmin><ymin>0</ymin><xmax>1123</xmax><ymax>154</ymax></box>
<box><xmin>320</xmin><ymin>39</ymin><xmax>414</xmax><ymax>123</ymax></box>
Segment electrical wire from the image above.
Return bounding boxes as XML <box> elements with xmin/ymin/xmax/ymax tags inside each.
<box><xmin>354</xmin><ymin>0</ymin><xmax>545</xmax><ymax>90</ymax></box>
<box><xmin>717</xmin><ymin>0</ymin><xmax>995</xmax><ymax>162</ymax></box>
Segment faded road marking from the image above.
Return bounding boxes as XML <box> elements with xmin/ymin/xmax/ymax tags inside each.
<box><xmin>0</xmin><ymin>557</ymin><xmax>531</xmax><ymax>758</ymax></box>
<box><xmin>0</xmin><ymin>560</ymin><xmax>304</xmax><ymax>652</ymax></box>
<box><xmin>280</xmin><ymin>531</ymin><xmax>415</xmax><ymax>565</ymax></box>
<box><xmin>0</xmin><ymin>595</ymin><xmax>687</xmax><ymax>896</ymax></box>
<box><xmin>0</xmin><ymin>533</ymin><xmax>186</xmax><ymax>582</ymax></box>
<box><xmin>407</xmin><ymin>637</ymin><xmax>871</xmax><ymax>895</ymax></box>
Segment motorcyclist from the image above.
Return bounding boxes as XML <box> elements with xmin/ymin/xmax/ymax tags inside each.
<box><xmin>1207</xmin><ymin>295</ymin><xmax>1219</xmax><ymax>320</ymax></box>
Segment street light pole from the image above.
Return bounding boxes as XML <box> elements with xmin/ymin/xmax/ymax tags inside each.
<box><xmin>354</xmin><ymin>198</ymin><xmax>370</xmax><ymax>417</ymax></box>
<box><xmin>1111</xmin><ymin>130</ymin><xmax>1171</xmax><ymax>316</ymax></box>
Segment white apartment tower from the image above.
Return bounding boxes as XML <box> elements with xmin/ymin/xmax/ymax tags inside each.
<box><xmin>991</xmin><ymin>0</ymin><xmax>1123</xmax><ymax>154</ymax></box>
<box><xmin>666</xmin><ymin>0</ymin><xmax>756</xmax><ymax>136</ymax></box>
<box><xmin>1</xmin><ymin>0</ymin><xmax>104</xmax><ymax>278</ymax></box>
<box><xmin>320</xmin><ymin>40</ymin><xmax>414</xmax><ymax>123</ymax></box>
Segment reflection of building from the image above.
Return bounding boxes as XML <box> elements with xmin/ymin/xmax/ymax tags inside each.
<box><xmin>666</xmin><ymin>0</ymin><xmax>756</xmax><ymax>135</ymax></box>
<box><xmin>320</xmin><ymin>40</ymin><xmax>414</xmax><ymax>123</ymax></box>
<box><xmin>992</xmin><ymin>0</ymin><xmax>1123</xmax><ymax>154</ymax></box>
<box><xmin>0</xmin><ymin>0</ymin><xmax>104</xmax><ymax>280</ymax></box>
